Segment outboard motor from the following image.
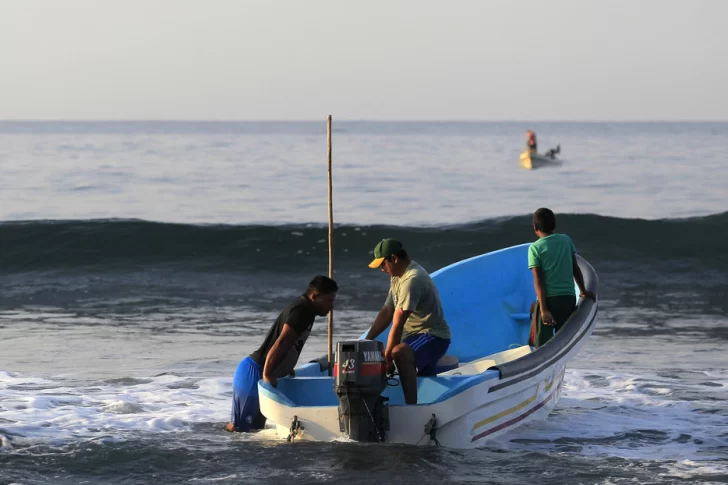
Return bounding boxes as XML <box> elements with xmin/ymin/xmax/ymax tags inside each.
<box><xmin>545</xmin><ymin>144</ymin><xmax>561</xmax><ymax>159</ymax></box>
<box><xmin>334</xmin><ymin>340</ymin><xmax>389</xmax><ymax>442</ymax></box>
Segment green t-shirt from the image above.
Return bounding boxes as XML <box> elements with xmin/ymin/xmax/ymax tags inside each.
<box><xmin>385</xmin><ymin>261</ymin><xmax>451</xmax><ymax>340</ymax></box>
<box><xmin>528</xmin><ymin>233</ymin><xmax>577</xmax><ymax>297</ymax></box>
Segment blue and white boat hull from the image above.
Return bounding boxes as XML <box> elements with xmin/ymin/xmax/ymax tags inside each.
<box><xmin>258</xmin><ymin>244</ymin><xmax>599</xmax><ymax>448</ymax></box>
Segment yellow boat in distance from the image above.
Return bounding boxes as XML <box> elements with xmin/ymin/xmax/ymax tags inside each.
<box><xmin>519</xmin><ymin>145</ymin><xmax>562</xmax><ymax>170</ymax></box>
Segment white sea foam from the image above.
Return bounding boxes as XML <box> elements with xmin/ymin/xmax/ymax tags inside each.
<box><xmin>2</xmin><ymin>364</ymin><xmax>725</xmax><ymax>464</ymax></box>
<box><xmin>0</xmin><ymin>370</ymin><xmax>233</xmax><ymax>445</ymax></box>
<box><xmin>660</xmin><ymin>460</ymin><xmax>728</xmax><ymax>480</ymax></box>
<box><xmin>493</xmin><ymin>367</ymin><xmax>728</xmax><ymax>463</ymax></box>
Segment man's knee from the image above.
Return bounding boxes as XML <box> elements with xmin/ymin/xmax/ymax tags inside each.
<box><xmin>392</xmin><ymin>342</ymin><xmax>415</xmax><ymax>365</ymax></box>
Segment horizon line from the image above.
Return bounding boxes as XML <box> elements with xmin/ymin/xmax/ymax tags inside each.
<box><xmin>1</xmin><ymin>118</ymin><xmax>727</xmax><ymax>123</ymax></box>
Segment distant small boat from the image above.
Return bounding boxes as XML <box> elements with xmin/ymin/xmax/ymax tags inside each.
<box><xmin>520</xmin><ymin>145</ymin><xmax>562</xmax><ymax>170</ymax></box>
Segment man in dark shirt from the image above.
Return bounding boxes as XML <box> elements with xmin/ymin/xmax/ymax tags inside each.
<box><xmin>224</xmin><ymin>275</ymin><xmax>338</xmax><ymax>432</ymax></box>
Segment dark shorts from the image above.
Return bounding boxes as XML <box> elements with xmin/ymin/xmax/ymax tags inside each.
<box><xmin>231</xmin><ymin>356</ymin><xmax>266</xmax><ymax>431</ymax></box>
<box><xmin>403</xmin><ymin>333</ymin><xmax>451</xmax><ymax>376</ymax></box>
<box><xmin>533</xmin><ymin>295</ymin><xmax>576</xmax><ymax>348</ymax></box>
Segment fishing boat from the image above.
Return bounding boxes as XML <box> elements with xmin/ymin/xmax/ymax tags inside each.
<box><xmin>519</xmin><ymin>145</ymin><xmax>562</xmax><ymax>170</ymax></box>
<box><xmin>258</xmin><ymin>242</ymin><xmax>598</xmax><ymax>448</ymax></box>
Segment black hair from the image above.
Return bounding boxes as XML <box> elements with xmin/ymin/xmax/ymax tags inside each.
<box><xmin>533</xmin><ymin>208</ymin><xmax>556</xmax><ymax>233</ymax></box>
<box><xmin>307</xmin><ymin>275</ymin><xmax>338</xmax><ymax>295</ymax></box>
<box><xmin>385</xmin><ymin>249</ymin><xmax>409</xmax><ymax>261</ymax></box>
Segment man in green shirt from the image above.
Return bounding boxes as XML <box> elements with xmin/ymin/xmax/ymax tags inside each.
<box><xmin>528</xmin><ymin>208</ymin><xmax>595</xmax><ymax>348</ymax></box>
<box><xmin>365</xmin><ymin>239</ymin><xmax>451</xmax><ymax>404</ymax></box>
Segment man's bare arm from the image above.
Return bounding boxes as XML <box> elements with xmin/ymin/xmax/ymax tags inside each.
<box><xmin>365</xmin><ymin>306</ymin><xmax>395</xmax><ymax>340</ymax></box>
<box><xmin>531</xmin><ymin>267</ymin><xmax>554</xmax><ymax>326</ymax></box>
<box><xmin>262</xmin><ymin>324</ymin><xmax>298</xmax><ymax>387</ymax></box>
<box><xmin>386</xmin><ymin>308</ymin><xmax>412</xmax><ymax>354</ymax></box>
<box><xmin>573</xmin><ymin>255</ymin><xmax>596</xmax><ymax>300</ymax></box>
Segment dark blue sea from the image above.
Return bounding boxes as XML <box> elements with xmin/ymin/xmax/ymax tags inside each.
<box><xmin>1</xmin><ymin>121</ymin><xmax>727</xmax><ymax>484</ymax></box>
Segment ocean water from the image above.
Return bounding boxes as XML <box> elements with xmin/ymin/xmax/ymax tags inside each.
<box><xmin>1</xmin><ymin>121</ymin><xmax>727</xmax><ymax>484</ymax></box>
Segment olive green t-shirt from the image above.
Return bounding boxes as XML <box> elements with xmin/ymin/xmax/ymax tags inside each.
<box><xmin>384</xmin><ymin>261</ymin><xmax>451</xmax><ymax>340</ymax></box>
<box><xmin>527</xmin><ymin>233</ymin><xmax>577</xmax><ymax>297</ymax></box>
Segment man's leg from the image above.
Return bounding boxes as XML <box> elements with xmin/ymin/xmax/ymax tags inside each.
<box><xmin>395</xmin><ymin>334</ymin><xmax>451</xmax><ymax>404</ymax></box>
<box><xmin>535</xmin><ymin>305</ymin><xmax>554</xmax><ymax>348</ymax></box>
<box><xmin>226</xmin><ymin>356</ymin><xmax>265</xmax><ymax>432</ymax></box>
<box><xmin>550</xmin><ymin>295</ymin><xmax>577</xmax><ymax>333</ymax></box>
<box><xmin>536</xmin><ymin>296</ymin><xmax>577</xmax><ymax>348</ymax></box>
<box><xmin>391</xmin><ymin>342</ymin><xmax>418</xmax><ymax>404</ymax></box>
<box><xmin>410</xmin><ymin>334</ymin><xmax>450</xmax><ymax>376</ymax></box>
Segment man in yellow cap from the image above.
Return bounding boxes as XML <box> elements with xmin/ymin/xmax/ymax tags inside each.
<box><xmin>365</xmin><ymin>238</ymin><xmax>451</xmax><ymax>404</ymax></box>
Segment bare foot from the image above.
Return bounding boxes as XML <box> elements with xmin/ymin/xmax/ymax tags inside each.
<box><xmin>224</xmin><ymin>422</ymin><xmax>236</xmax><ymax>432</ymax></box>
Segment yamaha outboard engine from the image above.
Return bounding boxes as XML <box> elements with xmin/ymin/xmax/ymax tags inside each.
<box><xmin>334</xmin><ymin>340</ymin><xmax>389</xmax><ymax>442</ymax></box>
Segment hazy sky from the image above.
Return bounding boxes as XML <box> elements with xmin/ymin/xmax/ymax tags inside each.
<box><xmin>1</xmin><ymin>0</ymin><xmax>726</xmax><ymax>121</ymax></box>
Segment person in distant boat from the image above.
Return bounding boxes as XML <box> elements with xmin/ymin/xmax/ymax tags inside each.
<box><xmin>224</xmin><ymin>275</ymin><xmax>338</xmax><ymax>432</ymax></box>
<box><xmin>365</xmin><ymin>239</ymin><xmax>451</xmax><ymax>405</ymax></box>
<box><xmin>526</xmin><ymin>130</ymin><xmax>537</xmax><ymax>152</ymax></box>
<box><xmin>528</xmin><ymin>208</ymin><xmax>595</xmax><ymax>348</ymax></box>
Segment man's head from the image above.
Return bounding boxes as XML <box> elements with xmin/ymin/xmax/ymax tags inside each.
<box><xmin>368</xmin><ymin>238</ymin><xmax>410</xmax><ymax>277</ymax></box>
<box><xmin>305</xmin><ymin>275</ymin><xmax>338</xmax><ymax>316</ymax></box>
<box><xmin>533</xmin><ymin>207</ymin><xmax>556</xmax><ymax>235</ymax></box>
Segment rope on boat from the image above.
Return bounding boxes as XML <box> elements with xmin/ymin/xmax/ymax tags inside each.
<box><xmin>362</xmin><ymin>397</ymin><xmax>385</xmax><ymax>443</ymax></box>
<box><xmin>386</xmin><ymin>369</ymin><xmax>400</xmax><ymax>387</ymax></box>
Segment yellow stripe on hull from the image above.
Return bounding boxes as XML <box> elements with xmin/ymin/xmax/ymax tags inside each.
<box><xmin>471</xmin><ymin>376</ymin><xmax>555</xmax><ymax>432</ymax></box>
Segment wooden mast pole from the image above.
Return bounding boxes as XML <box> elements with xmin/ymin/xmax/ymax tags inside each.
<box><xmin>327</xmin><ymin>115</ymin><xmax>334</xmax><ymax>376</ymax></box>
